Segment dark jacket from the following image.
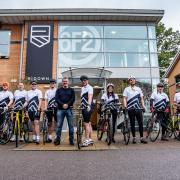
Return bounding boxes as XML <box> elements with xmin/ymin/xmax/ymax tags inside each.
<box><xmin>55</xmin><ymin>87</ymin><xmax>75</xmax><ymax>110</ymax></box>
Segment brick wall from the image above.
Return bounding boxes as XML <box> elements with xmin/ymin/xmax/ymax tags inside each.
<box><xmin>168</xmin><ymin>56</ymin><xmax>180</xmax><ymax>107</ymax></box>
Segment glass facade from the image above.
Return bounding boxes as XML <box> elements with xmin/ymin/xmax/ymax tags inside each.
<box><xmin>0</xmin><ymin>31</ymin><xmax>11</xmax><ymax>57</ymax></box>
<box><xmin>57</xmin><ymin>23</ymin><xmax>160</xmax><ymax>109</ymax></box>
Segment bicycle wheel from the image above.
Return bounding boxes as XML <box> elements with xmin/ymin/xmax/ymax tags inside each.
<box><xmin>173</xmin><ymin>117</ymin><xmax>180</xmax><ymax>139</ymax></box>
<box><xmin>97</xmin><ymin>118</ymin><xmax>104</xmax><ymax>141</ymax></box>
<box><xmin>77</xmin><ymin>119</ymin><xmax>83</xmax><ymax>149</ymax></box>
<box><xmin>122</xmin><ymin>119</ymin><xmax>130</xmax><ymax>145</ymax></box>
<box><xmin>23</xmin><ymin>121</ymin><xmax>30</xmax><ymax>143</ymax></box>
<box><xmin>106</xmin><ymin>115</ymin><xmax>113</xmax><ymax>145</ymax></box>
<box><xmin>15</xmin><ymin>120</ymin><xmax>19</xmax><ymax>148</ymax></box>
<box><xmin>42</xmin><ymin>118</ymin><xmax>48</xmax><ymax>145</ymax></box>
<box><xmin>147</xmin><ymin>118</ymin><xmax>160</xmax><ymax>142</ymax></box>
<box><xmin>0</xmin><ymin>118</ymin><xmax>13</xmax><ymax>145</ymax></box>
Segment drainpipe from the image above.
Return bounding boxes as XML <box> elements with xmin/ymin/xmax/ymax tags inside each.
<box><xmin>19</xmin><ymin>22</ymin><xmax>25</xmax><ymax>81</ymax></box>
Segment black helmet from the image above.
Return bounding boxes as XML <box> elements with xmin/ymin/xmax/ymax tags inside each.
<box><xmin>157</xmin><ymin>82</ymin><xmax>164</xmax><ymax>87</ymax></box>
<box><xmin>49</xmin><ymin>79</ymin><xmax>56</xmax><ymax>83</ymax></box>
<box><xmin>80</xmin><ymin>75</ymin><xmax>88</xmax><ymax>81</ymax></box>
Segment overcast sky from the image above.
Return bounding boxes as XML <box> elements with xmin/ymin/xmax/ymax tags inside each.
<box><xmin>1</xmin><ymin>0</ymin><xmax>180</xmax><ymax>31</ymax></box>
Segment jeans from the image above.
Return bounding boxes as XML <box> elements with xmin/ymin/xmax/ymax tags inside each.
<box><xmin>56</xmin><ymin>109</ymin><xmax>74</xmax><ymax>143</ymax></box>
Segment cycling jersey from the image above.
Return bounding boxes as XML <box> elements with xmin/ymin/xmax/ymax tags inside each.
<box><xmin>14</xmin><ymin>90</ymin><xmax>27</xmax><ymax>110</ymax></box>
<box><xmin>123</xmin><ymin>86</ymin><xmax>143</xmax><ymax>109</ymax></box>
<box><xmin>101</xmin><ymin>93</ymin><xmax>119</xmax><ymax>103</ymax></box>
<box><xmin>27</xmin><ymin>89</ymin><xmax>42</xmax><ymax>111</ymax></box>
<box><xmin>44</xmin><ymin>88</ymin><xmax>57</xmax><ymax>109</ymax></box>
<box><xmin>81</xmin><ymin>84</ymin><xmax>93</xmax><ymax>108</ymax></box>
<box><xmin>0</xmin><ymin>90</ymin><xmax>13</xmax><ymax>107</ymax></box>
<box><xmin>150</xmin><ymin>91</ymin><xmax>169</xmax><ymax>111</ymax></box>
<box><xmin>174</xmin><ymin>92</ymin><xmax>180</xmax><ymax>104</ymax></box>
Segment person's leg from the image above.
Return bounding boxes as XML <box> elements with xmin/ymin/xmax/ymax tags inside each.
<box><xmin>28</xmin><ymin>111</ymin><xmax>36</xmax><ymax>141</ymax></box>
<box><xmin>112</xmin><ymin>109</ymin><xmax>117</xmax><ymax>142</ymax></box>
<box><xmin>157</xmin><ymin>112</ymin><xmax>167</xmax><ymax>140</ymax></box>
<box><xmin>46</xmin><ymin>110</ymin><xmax>53</xmax><ymax>141</ymax></box>
<box><xmin>135</xmin><ymin>110</ymin><xmax>144</xmax><ymax>138</ymax></box>
<box><xmin>66</xmin><ymin>109</ymin><xmax>74</xmax><ymax>144</ymax></box>
<box><xmin>55</xmin><ymin>110</ymin><xmax>65</xmax><ymax>143</ymax></box>
<box><xmin>34</xmin><ymin>111</ymin><xmax>41</xmax><ymax>144</ymax></box>
<box><xmin>128</xmin><ymin>109</ymin><xmax>136</xmax><ymax>138</ymax></box>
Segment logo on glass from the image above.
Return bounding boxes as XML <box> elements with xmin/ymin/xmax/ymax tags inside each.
<box><xmin>30</xmin><ymin>25</ymin><xmax>51</xmax><ymax>48</ymax></box>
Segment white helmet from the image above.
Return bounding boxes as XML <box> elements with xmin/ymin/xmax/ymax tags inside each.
<box><xmin>107</xmin><ymin>83</ymin><xmax>114</xmax><ymax>89</ymax></box>
<box><xmin>128</xmin><ymin>75</ymin><xmax>136</xmax><ymax>81</ymax></box>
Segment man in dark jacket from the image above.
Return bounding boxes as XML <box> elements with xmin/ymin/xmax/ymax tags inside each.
<box><xmin>54</xmin><ymin>77</ymin><xmax>75</xmax><ymax>145</ymax></box>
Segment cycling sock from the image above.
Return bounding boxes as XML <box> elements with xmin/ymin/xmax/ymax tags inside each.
<box><xmin>48</xmin><ymin>135</ymin><xmax>52</xmax><ymax>139</ymax></box>
<box><xmin>32</xmin><ymin>135</ymin><xmax>36</xmax><ymax>140</ymax></box>
<box><xmin>36</xmin><ymin>135</ymin><xmax>40</xmax><ymax>140</ymax></box>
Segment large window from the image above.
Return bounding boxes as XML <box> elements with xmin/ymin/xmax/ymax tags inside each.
<box><xmin>0</xmin><ymin>31</ymin><xmax>11</xmax><ymax>57</ymax></box>
<box><xmin>58</xmin><ymin>24</ymin><xmax>158</xmax><ymax>68</ymax></box>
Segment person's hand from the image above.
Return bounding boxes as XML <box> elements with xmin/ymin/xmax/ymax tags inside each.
<box><xmin>150</xmin><ymin>106</ymin><xmax>154</xmax><ymax>113</ymax></box>
<box><xmin>142</xmin><ymin>108</ymin><xmax>146</xmax><ymax>113</ymax></box>
<box><xmin>86</xmin><ymin>104</ymin><xmax>91</xmax><ymax>112</ymax></box>
<box><xmin>4</xmin><ymin>106</ymin><xmax>8</xmax><ymax>111</ymax></box>
<box><xmin>165</xmin><ymin>107</ymin><xmax>170</xmax><ymax>113</ymax></box>
<box><xmin>63</xmin><ymin>104</ymin><xmax>68</xmax><ymax>109</ymax></box>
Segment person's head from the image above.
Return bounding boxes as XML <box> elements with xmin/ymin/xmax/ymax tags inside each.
<box><xmin>62</xmin><ymin>77</ymin><xmax>69</xmax><ymax>88</ymax></box>
<box><xmin>106</xmin><ymin>83</ymin><xmax>114</xmax><ymax>93</ymax></box>
<box><xmin>18</xmin><ymin>82</ymin><xmax>24</xmax><ymax>91</ymax></box>
<box><xmin>49</xmin><ymin>79</ymin><xmax>56</xmax><ymax>89</ymax></box>
<box><xmin>2</xmin><ymin>82</ymin><xmax>9</xmax><ymax>91</ymax></box>
<box><xmin>80</xmin><ymin>75</ymin><xmax>89</xmax><ymax>86</ymax></box>
<box><xmin>31</xmin><ymin>81</ymin><xmax>37</xmax><ymax>90</ymax></box>
<box><xmin>128</xmin><ymin>75</ymin><xmax>136</xmax><ymax>86</ymax></box>
<box><xmin>157</xmin><ymin>82</ymin><xmax>164</xmax><ymax>93</ymax></box>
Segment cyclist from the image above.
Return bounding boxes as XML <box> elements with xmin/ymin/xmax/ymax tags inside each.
<box><xmin>24</xmin><ymin>81</ymin><xmax>42</xmax><ymax>144</ymax></box>
<box><xmin>150</xmin><ymin>82</ymin><xmax>170</xmax><ymax>141</ymax></box>
<box><xmin>44</xmin><ymin>79</ymin><xmax>57</xmax><ymax>143</ymax></box>
<box><xmin>0</xmin><ymin>82</ymin><xmax>13</xmax><ymax>126</ymax></box>
<box><xmin>80</xmin><ymin>75</ymin><xmax>94</xmax><ymax>147</ymax></box>
<box><xmin>101</xmin><ymin>83</ymin><xmax>119</xmax><ymax>143</ymax></box>
<box><xmin>11</xmin><ymin>82</ymin><xmax>28</xmax><ymax>142</ymax></box>
<box><xmin>54</xmin><ymin>77</ymin><xmax>75</xmax><ymax>146</ymax></box>
<box><xmin>173</xmin><ymin>82</ymin><xmax>180</xmax><ymax>138</ymax></box>
<box><xmin>123</xmin><ymin>75</ymin><xmax>147</xmax><ymax>144</ymax></box>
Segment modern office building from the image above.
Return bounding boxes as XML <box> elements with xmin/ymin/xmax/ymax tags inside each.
<box><xmin>0</xmin><ymin>8</ymin><xmax>164</xmax><ymax>105</ymax></box>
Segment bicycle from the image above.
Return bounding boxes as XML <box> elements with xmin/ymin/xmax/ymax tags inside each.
<box><xmin>75</xmin><ymin>106</ymin><xmax>84</xmax><ymax>150</ymax></box>
<box><xmin>146</xmin><ymin>111</ymin><xmax>160</xmax><ymax>142</ymax></box>
<box><xmin>120</xmin><ymin>109</ymin><xmax>131</xmax><ymax>145</ymax></box>
<box><xmin>97</xmin><ymin>102</ymin><xmax>115</xmax><ymax>145</ymax></box>
<box><xmin>0</xmin><ymin>107</ymin><xmax>13</xmax><ymax>145</ymax></box>
<box><xmin>13</xmin><ymin>108</ymin><xmax>30</xmax><ymax>148</ymax></box>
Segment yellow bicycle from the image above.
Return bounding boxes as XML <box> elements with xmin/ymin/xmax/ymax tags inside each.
<box><xmin>13</xmin><ymin>109</ymin><xmax>30</xmax><ymax>148</ymax></box>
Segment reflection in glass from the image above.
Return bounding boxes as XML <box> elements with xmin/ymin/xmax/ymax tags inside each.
<box><xmin>149</xmin><ymin>40</ymin><xmax>157</xmax><ymax>52</ymax></box>
<box><xmin>148</xmin><ymin>26</ymin><xmax>156</xmax><ymax>39</ymax></box>
<box><xmin>104</xmin><ymin>39</ymin><xmax>149</xmax><ymax>52</ymax></box>
<box><xmin>105</xmin><ymin>53</ymin><xmax>150</xmax><ymax>67</ymax></box>
<box><xmin>150</xmin><ymin>53</ymin><xmax>159</xmax><ymax>67</ymax></box>
<box><xmin>59</xmin><ymin>26</ymin><xmax>103</xmax><ymax>38</ymax></box>
<box><xmin>0</xmin><ymin>45</ymin><xmax>9</xmax><ymax>56</ymax></box>
<box><xmin>0</xmin><ymin>31</ymin><xmax>11</xmax><ymax>44</ymax></box>
<box><xmin>59</xmin><ymin>39</ymin><xmax>102</xmax><ymax>52</ymax></box>
<box><xmin>58</xmin><ymin>53</ymin><xmax>104</xmax><ymax>67</ymax></box>
<box><xmin>104</xmin><ymin>26</ymin><xmax>147</xmax><ymax>39</ymax></box>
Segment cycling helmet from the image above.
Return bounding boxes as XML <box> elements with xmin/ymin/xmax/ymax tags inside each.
<box><xmin>107</xmin><ymin>83</ymin><xmax>114</xmax><ymax>89</ymax></box>
<box><xmin>80</xmin><ymin>75</ymin><xmax>88</xmax><ymax>81</ymax></box>
<box><xmin>128</xmin><ymin>75</ymin><xmax>136</xmax><ymax>81</ymax></box>
<box><xmin>157</xmin><ymin>82</ymin><xmax>164</xmax><ymax>87</ymax></box>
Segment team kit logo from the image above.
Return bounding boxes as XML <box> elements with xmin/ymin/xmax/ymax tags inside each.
<box><xmin>59</xmin><ymin>26</ymin><xmax>102</xmax><ymax>66</ymax></box>
<box><xmin>30</xmin><ymin>25</ymin><xmax>51</xmax><ymax>48</ymax></box>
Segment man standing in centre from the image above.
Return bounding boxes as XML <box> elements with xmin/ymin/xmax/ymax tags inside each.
<box><xmin>54</xmin><ymin>77</ymin><xmax>75</xmax><ymax>146</ymax></box>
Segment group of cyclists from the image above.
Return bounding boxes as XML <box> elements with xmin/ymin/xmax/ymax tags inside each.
<box><xmin>0</xmin><ymin>74</ymin><xmax>180</xmax><ymax>147</ymax></box>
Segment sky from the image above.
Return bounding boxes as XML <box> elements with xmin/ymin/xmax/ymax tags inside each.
<box><xmin>0</xmin><ymin>0</ymin><xmax>180</xmax><ymax>31</ymax></box>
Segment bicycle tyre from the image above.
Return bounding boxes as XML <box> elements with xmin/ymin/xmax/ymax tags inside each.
<box><xmin>147</xmin><ymin>118</ymin><xmax>160</xmax><ymax>142</ymax></box>
<box><xmin>77</xmin><ymin>119</ymin><xmax>82</xmax><ymax>149</ymax></box>
<box><xmin>107</xmin><ymin>115</ymin><xmax>113</xmax><ymax>146</ymax></box>
<box><xmin>0</xmin><ymin>118</ymin><xmax>13</xmax><ymax>145</ymax></box>
<box><xmin>123</xmin><ymin>119</ymin><xmax>130</xmax><ymax>145</ymax></box>
<box><xmin>23</xmin><ymin>121</ymin><xmax>30</xmax><ymax>143</ymax></box>
<box><xmin>97</xmin><ymin>118</ymin><xmax>104</xmax><ymax>141</ymax></box>
<box><xmin>15</xmin><ymin>120</ymin><xmax>19</xmax><ymax>148</ymax></box>
<box><xmin>42</xmin><ymin>117</ymin><xmax>48</xmax><ymax>145</ymax></box>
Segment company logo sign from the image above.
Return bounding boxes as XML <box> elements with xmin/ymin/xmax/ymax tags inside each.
<box><xmin>30</xmin><ymin>25</ymin><xmax>51</xmax><ymax>48</ymax></box>
<box><xmin>59</xmin><ymin>26</ymin><xmax>102</xmax><ymax>66</ymax></box>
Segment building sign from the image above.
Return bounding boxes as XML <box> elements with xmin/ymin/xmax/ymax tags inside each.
<box><xmin>26</xmin><ymin>23</ymin><xmax>54</xmax><ymax>83</ymax></box>
<box><xmin>59</xmin><ymin>26</ymin><xmax>102</xmax><ymax>66</ymax></box>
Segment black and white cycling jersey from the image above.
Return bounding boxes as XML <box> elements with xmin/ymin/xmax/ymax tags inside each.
<box><xmin>44</xmin><ymin>88</ymin><xmax>57</xmax><ymax>109</ymax></box>
<box><xmin>0</xmin><ymin>90</ymin><xmax>13</xmax><ymax>107</ymax></box>
<box><xmin>81</xmin><ymin>84</ymin><xmax>93</xmax><ymax>108</ymax></box>
<box><xmin>123</xmin><ymin>86</ymin><xmax>143</xmax><ymax>110</ymax></box>
<box><xmin>14</xmin><ymin>90</ymin><xmax>27</xmax><ymax>110</ymax></box>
